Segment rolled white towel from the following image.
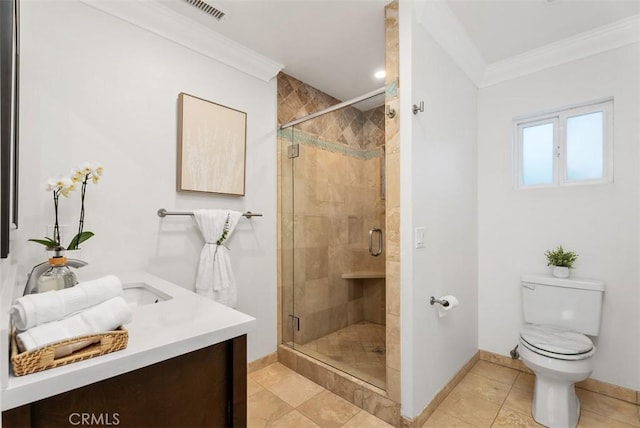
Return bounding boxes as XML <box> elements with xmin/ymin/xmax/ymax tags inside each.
<box><xmin>16</xmin><ymin>296</ymin><xmax>132</xmax><ymax>354</ymax></box>
<box><xmin>11</xmin><ymin>275</ymin><xmax>122</xmax><ymax>331</ymax></box>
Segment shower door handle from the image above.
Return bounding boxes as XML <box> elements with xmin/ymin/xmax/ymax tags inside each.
<box><xmin>369</xmin><ymin>228</ymin><xmax>383</xmax><ymax>257</ymax></box>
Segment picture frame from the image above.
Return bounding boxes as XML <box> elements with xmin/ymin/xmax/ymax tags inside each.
<box><xmin>177</xmin><ymin>92</ymin><xmax>247</xmax><ymax>196</ymax></box>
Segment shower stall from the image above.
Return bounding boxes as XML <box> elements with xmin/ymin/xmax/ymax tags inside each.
<box><xmin>279</xmin><ymin>79</ymin><xmax>388</xmax><ymax>389</ymax></box>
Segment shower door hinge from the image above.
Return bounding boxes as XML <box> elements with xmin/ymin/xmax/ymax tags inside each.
<box><xmin>288</xmin><ymin>314</ymin><xmax>300</xmax><ymax>331</ymax></box>
<box><xmin>287</xmin><ymin>144</ymin><xmax>300</xmax><ymax>159</ymax></box>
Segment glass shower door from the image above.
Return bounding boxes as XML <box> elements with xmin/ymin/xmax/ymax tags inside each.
<box><xmin>281</xmin><ymin>109</ymin><xmax>388</xmax><ymax>389</ymax></box>
<box><xmin>280</xmin><ymin>127</ymin><xmax>296</xmax><ymax>348</ymax></box>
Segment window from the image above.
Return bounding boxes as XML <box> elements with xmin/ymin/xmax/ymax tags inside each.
<box><xmin>514</xmin><ymin>99</ymin><xmax>613</xmax><ymax>188</ymax></box>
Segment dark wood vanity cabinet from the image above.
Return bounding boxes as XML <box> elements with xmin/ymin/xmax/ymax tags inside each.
<box><xmin>2</xmin><ymin>335</ymin><xmax>247</xmax><ymax>427</ymax></box>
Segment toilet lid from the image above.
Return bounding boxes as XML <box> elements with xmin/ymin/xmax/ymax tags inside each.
<box><xmin>520</xmin><ymin>324</ymin><xmax>594</xmax><ymax>358</ymax></box>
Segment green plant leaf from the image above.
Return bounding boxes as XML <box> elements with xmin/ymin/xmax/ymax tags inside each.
<box><xmin>67</xmin><ymin>231</ymin><xmax>95</xmax><ymax>250</ymax></box>
<box><xmin>545</xmin><ymin>245</ymin><xmax>578</xmax><ymax>268</ymax></box>
<box><xmin>28</xmin><ymin>237</ymin><xmax>59</xmax><ymax>248</ymax></box>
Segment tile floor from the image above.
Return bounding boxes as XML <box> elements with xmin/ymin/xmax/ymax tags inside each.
<box><xmin>294</xmin><ymin>322</ymin><xmax>386</xmax><ymax>389</ymax></box>
<box><xmin>248</xmin><ymin>360</ymin><xmax>640</xmax><ymax>428</ymax></box>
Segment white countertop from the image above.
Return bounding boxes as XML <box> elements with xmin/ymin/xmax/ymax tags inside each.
<box><xmin>1</xmin><ymin>271</ymin><xmax>256</xmax><ymax>411</ymax></box>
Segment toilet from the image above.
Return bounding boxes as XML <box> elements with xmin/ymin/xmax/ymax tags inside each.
<box><xmin>519</xmin><ymin>274</ymin><xmax>605</xmax><ymax>428</ymax></box>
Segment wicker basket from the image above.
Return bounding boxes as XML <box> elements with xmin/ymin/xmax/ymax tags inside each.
<box><xmin>11</xmin><ymin>328</ymin><xmax>128</xmax><ymax>376</ymax></box>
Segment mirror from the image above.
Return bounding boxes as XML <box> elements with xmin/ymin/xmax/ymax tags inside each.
<box><xmin>0</xmin><ymin>0</ymin><xmax>19</xmax><ymax>258</ymax></box>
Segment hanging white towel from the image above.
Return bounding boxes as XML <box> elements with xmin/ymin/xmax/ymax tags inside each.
<box><xmin>193</xmin><ymin>209</ymin><xmax>242</xmax><ymax>307</ymax></box>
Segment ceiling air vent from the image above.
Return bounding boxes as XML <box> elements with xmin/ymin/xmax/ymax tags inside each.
<box><xmin>183</xmin><ymin>0</ymin><xmax>227</xmax><ymax>21</ymax></box>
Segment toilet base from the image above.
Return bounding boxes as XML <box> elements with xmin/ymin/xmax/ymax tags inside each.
<box><xmin>519</xmin><ymin>341</ymin><xmax>593</xmax><ymax>428</ymax></box>
<box><xmin>531</xmin><ymin>376</ymin><xmax>580</xmax><ymax>428</ymax></box>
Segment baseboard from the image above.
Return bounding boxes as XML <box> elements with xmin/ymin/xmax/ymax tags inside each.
<box><xmin>479</xmin><ymin>350</ymin><xmax>639</xmax><ymax>405</ymax></box>
<box><xmin>401</xmin><ymin>351</ymin><xmax>480</xmax><ymax>428</ymax></box>
<box><xmin>247</xmin><ymin>351</ymin><xmax>278</xmax><ymax>373</ymax></box>
<box><xmin>478</xmin><ymin>349</ymin><xmax>532</xmax><ymax>373</ymax></box>
<box><xmin>401</xmin><ymin>349</ymin><xmax>639</xmax><ymax>428</ymax></box>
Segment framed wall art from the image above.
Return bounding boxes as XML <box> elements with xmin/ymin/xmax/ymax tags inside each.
<box><xmin>177</xmin><ymin>92</ymin><xmax>247</xmax><ymax>196</ymax></box>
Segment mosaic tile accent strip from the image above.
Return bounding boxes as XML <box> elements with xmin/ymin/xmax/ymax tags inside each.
<box><xmin>385</xmin><ymin>81</ymin><xmax>397</xmax><ymax>98</ymax></box>
<box><xmin>278</xmin><ymin>128</ymin><xmax>382</xmax><ymax>160</ymax></box>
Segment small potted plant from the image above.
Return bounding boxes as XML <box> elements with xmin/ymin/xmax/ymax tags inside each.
<box><xmin>545</xmin><ymin>245</ymin><xmax>578</xmax><ymax>278</ymax></box>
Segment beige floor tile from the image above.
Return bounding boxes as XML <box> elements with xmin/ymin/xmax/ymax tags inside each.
<box><xmin>503</xmin><ymin>385</ymin><xmax>533</xmax><ymax>416</ymax></box>
<box><xmin>298</xmin><ymin>390</ymin><xmax>361</xmax><ymax>428</ymax></box>
<box><xmin>438</xmin><ymin>388</ymin><xmax>502</xmax><ymax>427</ymax></box>
<box><xmin>296</xmin><ymin>322</ymin><xmax>386</xmax><ymax>389</ymax></box>
<box><xmin>270</xmin><ymin>410</ymin><xmax>321</xmax><ymax>428</ymax></box>
<box><xmin>250</xmin><ymin>363</ymin><xmax>296</xmax><ymax>389</ymax></box>
<box><xmin>577</xmin><ymin>409</ymin><xmax>639</xmax><ymax>428</ymax></box>
<box><xmin>267</xmin><ymin>371</ymin><xmax>325</xmax><ymax>408</ymax></box>
<box><xmin>247</xmin><ymin>354</ymin><xmax>638</xmax><ymax>428</ymax></box>
<box><xmin>421</xmin><ymin>408</ymin><xmax>478</xmax><ymax>428</ymax></box>
<box><xmin>247</xmin><ymin>389</ymin><xmax>294</xmax><ymax>428</ymax></box>
<box><xmin>491</xmin><ymin>407</ymin><xmax>543</xmax><ymax>428</ymax></box>
<box><xmin>470</xmin><ymin>361</ymin><xmax>519</xmax><ymax>386</ymax></box>
<box><xmin>452</xmin><ymin>372</ymin><xmax>512</xmax><ymax>406</ymax></box>
<box><xmin>513</xmin><ymin>372</ymin><xmax>535</xmax><ymax>392</ymax></box>
<box><xmin>248</xmin><ymin>377</ymin><xmax>265</xmax><ymax>397</ymax></box>
<box><xmin>577</xmin><ymin>388</ymin><xmax>640</xmax><ymax>427</ymax></box>
<box><xmin>343</xmin><ymin>410</ymin><xmax>394</xmax><ymax>427</ymax></box>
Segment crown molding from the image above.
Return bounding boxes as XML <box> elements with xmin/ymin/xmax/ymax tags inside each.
<box><xmin>481</xmin><ymin>14</ymin><xmax>640</xmax><ymax>88</ymax></box>
<box><xmin>416</xmin><ymin>1</ymin><xmax>486</xmax><ymax>87</ymax></box>
<box><xmin>416</xmin><ymin>5</ymin><xmax>639</xmax><ymax>89</ymax></box>
<box><xmin>79</xmin><ymin>0</ymin><xmax>283</xmax><ymax>83</ymax></box>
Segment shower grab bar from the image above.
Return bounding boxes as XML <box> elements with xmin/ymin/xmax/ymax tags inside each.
<box><xmin>369</xmin><ymin>228</ymin><xmax>383</xmax><ymax>257</ymax></box>
<box><xmin>157</xmin><ymin>208</ymin><xmax>262</xmax><ymax>218</ymax></box>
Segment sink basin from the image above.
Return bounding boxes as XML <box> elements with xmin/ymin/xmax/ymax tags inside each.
<box><xmin>122</xmin><ymin>282</ymin><xmax>172</xmax><ymax>308</ymax></box>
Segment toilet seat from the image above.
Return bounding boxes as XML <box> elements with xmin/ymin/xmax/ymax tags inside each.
<box><xmin>520</xmin><ymin>324</ymin><xmax>595</xmax><ymax>361</ymax></box>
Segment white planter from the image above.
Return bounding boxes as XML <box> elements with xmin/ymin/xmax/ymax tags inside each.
<box><xmin>551</xmin><ymin>266</ymin><xmax>570</xmax><ymax>278</ymax></box>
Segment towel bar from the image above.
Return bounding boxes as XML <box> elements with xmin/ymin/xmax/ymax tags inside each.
<box><xmin>157</xmin><ymin>208</ymin><xmax>262</xmax><ymax>219</ymax></box>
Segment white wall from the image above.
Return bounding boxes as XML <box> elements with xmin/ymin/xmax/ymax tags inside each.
<box><xmin>478</xmin><ymin>44</ymin><xmax>640</xmax><ymax>389</ymax></box>
<box><xmin>15</xmin><ymin>1</ymin><xmax>278</xmax><ymax>363</ymax></box>
<box><xmin>400</xmin><ymin>4</ymin><xmax>479</xmax><ymax>417</ymax></box>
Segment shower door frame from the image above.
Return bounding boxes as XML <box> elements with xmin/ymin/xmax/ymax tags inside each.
<box><xmin>279</xmin><ymin>89</ymin><xmax>388</xmax><ymax>389</ymax></box>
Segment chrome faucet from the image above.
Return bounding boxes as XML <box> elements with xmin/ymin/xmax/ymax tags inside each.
<box><xmin>23</xmin><ymin>259</ymin><xmax>88</xmax><ymax>296</ymax></box>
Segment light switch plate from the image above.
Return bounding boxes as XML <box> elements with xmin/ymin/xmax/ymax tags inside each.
<box><xmin>415</xmin><ymin>227</ymin><xmax>425</xmax><ymax>249</ymax></box>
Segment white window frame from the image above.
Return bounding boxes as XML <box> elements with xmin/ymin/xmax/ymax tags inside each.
<box><xmin>515</xmin><ymin>117</ymin><xmax>559</xmax><ymax>189</ymax></box>
<box><xmin>514</xmin><ymin>98</ymin><xmax>613</xmax><ymax>189</ymax></box>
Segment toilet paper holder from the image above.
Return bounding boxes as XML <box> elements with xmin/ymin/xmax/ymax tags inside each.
<box><xmin>430</xmin><ymin>296</ymin><xmax>450</xmax><ymax>307</ymax></box>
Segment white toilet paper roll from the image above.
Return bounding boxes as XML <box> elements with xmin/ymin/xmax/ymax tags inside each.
<box><xmin>438</xmin><ymin>295</ymin><xmax>459</xmax><ymax>318</ymax></box>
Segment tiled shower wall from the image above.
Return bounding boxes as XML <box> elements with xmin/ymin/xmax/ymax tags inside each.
<box><xmin>278</xmin><ymin>73</ymin><xmax>386</xmax><ymax>345</ymax></box>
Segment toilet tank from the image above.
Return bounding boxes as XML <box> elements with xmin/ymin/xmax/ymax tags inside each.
<box><xmin>521</xmin><ymin>275</ymin><xmax>605</xmax><ymax>336</ymax></box>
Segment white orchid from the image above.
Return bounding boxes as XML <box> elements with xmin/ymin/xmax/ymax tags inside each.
<box><xmin>30</xmin><ymin>162</ymin><xmax>104</xmax><ymax>250</ymax></box>
<box><xmin>46</xmin><ymin>176</ymin><xmax>74</xmax><ymax>193</ymax></box>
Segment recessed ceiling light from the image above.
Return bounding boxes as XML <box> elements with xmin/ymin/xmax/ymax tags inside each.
<box><xmin>374</xmin><ymin>70</ymin><xmax>386</xmax><ymax>79</ymax></box>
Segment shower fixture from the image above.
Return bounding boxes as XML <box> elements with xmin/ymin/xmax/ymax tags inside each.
<box><xmin>385</xmin><ymin>105</ymin><xmax>396</xmax><ymax>119</ymax></box>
